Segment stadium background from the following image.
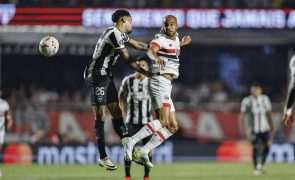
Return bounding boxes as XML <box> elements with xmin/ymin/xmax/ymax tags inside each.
<box><xmin>1</xmin><ymin>0</ymin><xmax>295</xmax><ymax>178</ymax></box>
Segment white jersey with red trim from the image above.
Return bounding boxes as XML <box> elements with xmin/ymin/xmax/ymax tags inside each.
<box><xmin>149</xmin><ymin>33</ymin><xmax>180</xmax><ymax>79</ymax></box>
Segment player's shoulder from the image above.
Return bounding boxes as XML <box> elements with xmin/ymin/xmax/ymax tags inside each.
<box><xmin>261</xmin><ymin>94</ymin><xmax>271</xmax><ymax>100</ymax></box>
<box><xmin>153</xmin><ymin>33</ymin><xmax>166</xmax><ymax>40</ymax></box>
<box><xmin>123</xmin><ymin>73</ymin><xmax>136</xmax><ymax>82</ymax></box>
<box><xmin>0</xmin><ymin>98</ymin><xmax>9</xmax><ymax>108</ymax></box>
<box><xmin>241</xmin><ymin>96</ymin><xmax>251</xmax><ymax>103</ymax></box>
<box><xmin>290</xmin><ymin>55</ymin><xmax>295</xmax><ymax>70</ymax></box>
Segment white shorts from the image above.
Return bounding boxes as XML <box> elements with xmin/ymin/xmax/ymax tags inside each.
<box><xmin>149</xmin><ymin>75</ymin><xmax>175</xmax><ymax>112</ymax></box>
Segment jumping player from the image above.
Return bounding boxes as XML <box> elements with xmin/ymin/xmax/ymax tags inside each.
<box><xmin>122</xmin><ymin>15</ymin><xmax>191</xmax><ymax>168</ymax></box>
<box><xmin>84</xmin><ymin>10</ymin><xmax>153</xmax><ymax>171</ymax></box>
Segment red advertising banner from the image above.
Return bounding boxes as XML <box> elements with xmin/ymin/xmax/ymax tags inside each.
<box><xmin>1</xmin><ymin>4</ymin><xmax>295</xmax><ymax>29</ymax></box>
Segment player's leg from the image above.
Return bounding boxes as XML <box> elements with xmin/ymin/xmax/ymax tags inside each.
<box><xmin>106</xmin><ymin>78</ymin><xmax>129</xmax><ymax>139</ymax></box>
<box><xmin>107</xmin><ymin>102</ymin><xmax>129</xmax><ymax>139</ymax></box>
<box><xmin>261</xmin><ymin>131</ymin><xmax>271</xmax><ymax>172</ymax></box>
<box><xmin>85</xmin><ymin>76</ymin><xmax>117</xmax><ymax>170</ymax></box>
<box><xmin>142</xmin><ymin>133</ymin><xmax>153</xmax><ymax>180</ymax></box>
<box><xmin>251</xmin><ymin>133</ymin><xmax>260</xmax><ymax>175</ymax></box>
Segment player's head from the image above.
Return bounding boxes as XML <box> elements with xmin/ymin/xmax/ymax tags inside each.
<box><xmin>162</xmin><ymin>15</ymin><xmax>178</xmax><ymax>37</ymax></box>
<box><xmin>135</xmin><ymin>57</ymin><xmax>149</xmax><ymax>76</ymax></box>
<box><xmin>112</xmin><ymin>9</ymin><xmax>132</xmax><ymax>34</ymax></box>
<box><xmin>250</xmin><ymin>85</ymin><xmax>262</xmax><ymax>97</ymax></box>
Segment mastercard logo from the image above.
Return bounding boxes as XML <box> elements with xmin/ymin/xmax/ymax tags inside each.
<box><xmin>216</xmin><ymin>140</ymin><xmax>252</xmax><ymax>162</ymax></box>
<box><xmin>3</xmin><ymin>144</ymin><xmax>33</xmax><ymax>164</ymax></box>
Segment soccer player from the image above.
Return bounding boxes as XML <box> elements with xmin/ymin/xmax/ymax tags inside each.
<box><xmin>84</xmin><ymin>10</ymin><xmax>153</xmax><ymax>171</ymax></box>
<box><xmin>121</xmin><ymin>15</ymin><xmax>191</xmax><ymax>168</ymax></box>
<box><xmin>283</xmin><ymin>55</ymin><xmax>295</xmax><ymax>127</ymax></box>
<box><xmin>0</xmin><ymin>90</ymin><xmax>13</xmax><ymax>177</ymax></box>
<box><xmin>240</xmin><ymin>85</ymin><xmax>274</xmax><ymax>175</ymax></box>
<box><xmin>119</xmin><ymin>57</ymin><xmax>153</xmax><ymax>180</ymax></box>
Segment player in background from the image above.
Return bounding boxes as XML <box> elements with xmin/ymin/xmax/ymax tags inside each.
<box><xmin>240</xmin><ymin>85</ymin><xmax>274</xmax><ymax>175</ymax></box>
<box><xmin>0</xmin><ymin>90</ymin><xmax>14</xmax><ymax>177</ymax></box>
<box><xmin>283</xmin><ymin>55</ymin><xmax>295</xmax><ymax>127</ymax></box>
<box><xmin>84</xmin><ymin>10</ymin><xmax>153</xmax><ymax>171</ymax></box>
<box><xmin>119</xmin><ymin>57</ymin><xmax>153</xmax><ymax>180</ymax></box>
<box><xmin>122</xmin><ymin>15</ymin><xmax>191</xmax><ymax>168</ymax></box>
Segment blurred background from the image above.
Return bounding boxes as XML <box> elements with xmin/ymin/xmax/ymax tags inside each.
<box><xmin>1</xmin><ymin>0</ymin><xmax>295</xmax><ymax>165</ymax></box>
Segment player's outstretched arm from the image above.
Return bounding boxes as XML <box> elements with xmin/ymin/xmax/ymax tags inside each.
<box><xmin>180</xmin><ymin>35</ymin><xmax>192</xmax><ymax>47</ymax></box>
<box><xmin>283</xmin><ymin>77</ymin><xmax>295</xmax><ymax>127</ymax></box>
<box><xmin>147</xmin><ymin>45</ymin><xmax>165</xmax><ymax>68</ymax></box>
<box><xmin>5</xmin><ymin>111</ymin><xmax>14</xmax><ymax>130</ymax></box>
<box><xmin>128</xmin><ymin>39</ymin><xmax>149</xmax><ymax>51</ymax></box>
<box><xmin>118</xmin><ymin>48</ymin><xmax>154</xmax><ymax>77</ymax></box>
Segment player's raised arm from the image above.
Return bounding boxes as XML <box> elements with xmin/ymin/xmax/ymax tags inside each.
<box><xmin>180</xmin><ymin>35</ymin><xmax>192</xmax><ymax>47</ymax></box>
<box><xmin>147</xmin><ymin>44</ymin><xmax>165</xmax><ymax>68</ymax></box>
<box><xmin>127</xmin><ymin>38</ymin><xmax>149</xmax><ymax>51</ymax></box>
<box><xmin>117</xmin><ymin>48</ymin><xmax>154</xmax><ymax>78</ymax></box>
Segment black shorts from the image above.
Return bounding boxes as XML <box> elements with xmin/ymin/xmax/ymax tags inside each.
<box><xmin>251</xmin><ymin>131</ymin><xmax>270</xmax><ymax>145</ymax></box>
<box><xmin>127</xmin><ymin>123</ymin><xmax>152</xmax><ymax>145</ymax></box>
<box><xmin>85</xmin><ymin>75</ymin><xmax>118</xmax><ymax>106</ymax></box>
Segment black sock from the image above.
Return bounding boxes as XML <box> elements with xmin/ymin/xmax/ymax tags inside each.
<box><xmin>144</xmin><ymin>155</ymin><xmax>152</xmax><ymax>177</ymax></box>
<box><xmin>112</xmin><ymin>118</ymin><xmax>129</xmax><ymax>139</ymax></box>
<box><xmin>94</xmin><ymin>120</ymin><xmax>107</xmax><ymax>159</ymax></box>
<box><xmin>261</xmin><ymin>145</ymin><xmax>270</xmax><ymax>165</ymax></box>
<box><xmin>253</xmin><ymin>146</ymin><xmax>258</xmax><ymax>169</ymax></box>
<box><xmin>124</xmin><ymin>159</ymin><xmax>131</xmax><ymax>177</ymax></box>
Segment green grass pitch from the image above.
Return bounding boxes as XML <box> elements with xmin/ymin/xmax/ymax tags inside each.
<box><xmin>1</xmin><ymin>162</ymin><xmax>295</xmax><ymax>180</ymax></box>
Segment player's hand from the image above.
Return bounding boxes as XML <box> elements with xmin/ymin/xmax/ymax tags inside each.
<box><xmin>282</xmin><ymin>113</ymin><xmax>293</xmax><ymax>128</ymax></box>
<box><xmin>154</xmin><ymin>58</ymin><xmax>166</xmax><ymax>69</ymax></box>
<box><xmin>144</xmin><ymin>71</ymin><xmax>155</xmax><ymax>78</ymax></box>
<box><xmin>181</xmin><ymin>35</ymin><xmax>192</xmax><ymax>46</ymax></box>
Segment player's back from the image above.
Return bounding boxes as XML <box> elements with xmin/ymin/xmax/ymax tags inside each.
<box><xmin>84</xmin><ymin>26</ymin><xmax>129</xmax><ymax>78</ymax></box>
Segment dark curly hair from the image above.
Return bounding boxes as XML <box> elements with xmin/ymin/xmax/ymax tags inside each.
<box><xmin>111</xmin><ymin>10</ymin><xmax>131</xmax><ymax>23</ymax></box>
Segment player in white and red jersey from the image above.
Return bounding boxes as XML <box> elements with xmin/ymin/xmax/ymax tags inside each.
<box><xmin>122</xmin><ymin>15</ymin><xmax>191</xmax><ymax>168</ymax></box>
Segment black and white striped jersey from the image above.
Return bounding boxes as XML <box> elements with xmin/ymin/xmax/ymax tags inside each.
<box><xmin>240</xmin><ymin>95</ymin><xmax>272</xmax><ymax>133</ymax></box>
<box><xmin>84</xmin><ymin>26</ymin><xmax>129</xmax><ymax>78</ymax></box>
<box><xmin>119</xmin><ymin>74</ymin><xmax>152</xmax><ymax>125</ymax></box>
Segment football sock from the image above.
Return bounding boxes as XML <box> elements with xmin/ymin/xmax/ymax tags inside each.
<box><xmin>253</xmin><ymin>146</ymin><xmax>258</xmax><ymax>169</ymax></box>
<box><xmin>141</xmin><ymin>127</ymin><xmax>173</xmax><ymax>154</ymax></box>
<box><xmin>124</xmin><ymin>158</ymin><xmax>131</xmax><ymax>177</ymax></box>
<box><xmin>131</xmin><ymin>120</ymin><xmax>162</xmax><ymax>144</ymax></box>
<box><xmin>144</xmin><ymin>155</ymin><xmax>152</xmax><ymax>177</ymax></box>
<box><xmin>94</xmin><ymin>120</ymin><xmax>107</xmax><ymax>159</ymax></box>
<box><xmin>261</xmin><ymin>145</ymin><xmax>270</xmax><ymax>165</ymax></box>
<box><xmin>112</xmin><ymin>118</ymin><xmax>129</xmax><ymax>139</ymax></box>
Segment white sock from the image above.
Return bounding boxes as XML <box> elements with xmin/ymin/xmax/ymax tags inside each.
<box><xmin>140</xmin><ymin>127</ymin><xmax>173</xmax><ymax>154</ymax></box>
<box><xmin>131</xmin><ymin>119</ymin><xmax>162</xmax><ymax>144</ymax></box>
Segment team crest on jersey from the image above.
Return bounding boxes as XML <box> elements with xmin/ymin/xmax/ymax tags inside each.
<box><xmin>97</xmin><ymin>96</ymin><xmax>103</xmax><ymax>102</ymax></box>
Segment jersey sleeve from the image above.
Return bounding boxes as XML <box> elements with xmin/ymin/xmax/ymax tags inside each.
<box><xmin>119</xmin><ymin>77</ymin><xmax>129</xmax><ymax>94</ymax></box>
<box><xmin>240</xmin><ymin>98</ymin><xmax>248</xmax><ymax>113</ymax></box>
<box><xmin>109</xmin><ymin>31</ymin><xmax>126</xmax><ymax>50</ymax></box>
<box><xmin>149</xmin><ymin>35</ymin><xmax>162</xmax><ymax>49</ymax></box>
<box><xmin>289</xmin><ymin>55</ymin><xmax>295</xmax><ymax>77</ymax></box>
<box><xmin>264</xmin><ymin>95</ymin><xmax>272</xmax><ymax>111</ymax></box>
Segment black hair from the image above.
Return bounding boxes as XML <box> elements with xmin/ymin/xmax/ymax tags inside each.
<box><xmin>111</xmin><ymin>10</ymin><xmax>131</xmax><ymax>23</ymax></box>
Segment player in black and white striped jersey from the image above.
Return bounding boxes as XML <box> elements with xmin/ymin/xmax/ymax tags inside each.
<box><xmin>119</xmin><ymin>57</ymin><xmax>153</xmax><ymax>180</ymax></box>
<box><xmin>240</xmin><ymin>85</ymin><xmax>274</xmax><ymax>175</ymax></box>
<box><xmin>83</xmin><ymin>10</ymin><xmax>154</xmax><ymax>171</ymax></box>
